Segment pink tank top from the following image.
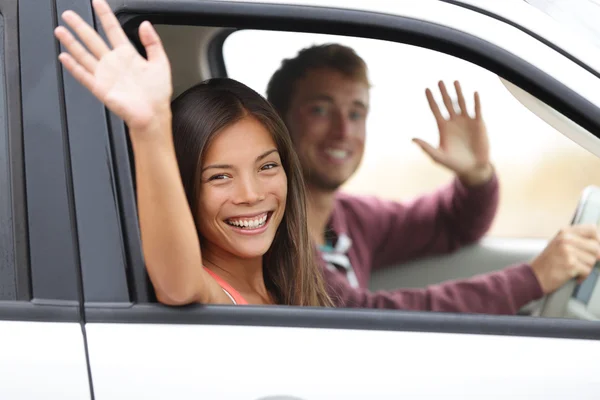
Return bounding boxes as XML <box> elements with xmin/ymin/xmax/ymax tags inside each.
<box><xmin>204</xmin><ymin>268</ymin><xmax>248</xmax><ymax>305</ymax></box>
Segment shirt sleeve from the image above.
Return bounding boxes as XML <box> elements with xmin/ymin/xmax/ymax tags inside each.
<box><xmin>351</xmin><ymin>173</ymin><xmax>500</xmax><ymax>271</ymax></box>
<box><xmin>324</xmin><ymin>262</ymin><xmax>544</xmax><ymax>315</ymax></box>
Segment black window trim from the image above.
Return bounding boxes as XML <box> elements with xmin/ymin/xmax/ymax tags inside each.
<box><xmin>19</xmin><ymin>0</ymin><xmax>81</xmax><ymax>302</ymax></box>
<box><xmin>57</xmin><ymin>0</ymin><xmax>131</xmax><ymax>305</ymax></box>
<box><xmin>86</xmin><ymin>304</ymin><xmax>600</xmax><ymax>341</ymax></box>
<box><xmin>92</xmin><ymin>0</ymin><xmax>600</xmax><ymax>340</ymax></box>
<box><xmin>0</xmin><ymin>0</ymin><xmax>28</xmax><ymax>301</ymax></box>
<box><xmin>0</xmin><ymin>0</ymin><xmax>94</xmax><ymax>326</ymax></box>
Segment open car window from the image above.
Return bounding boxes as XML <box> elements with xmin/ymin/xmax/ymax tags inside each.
<box><xmin>82</xmin><ymin>0</ymin><xmax>600</xmax><ymax>323</ymax></box>
<box><xmin>223</xmin><ymin>29</ymin><xmax>600</xmax><ymax>239</ymax></box>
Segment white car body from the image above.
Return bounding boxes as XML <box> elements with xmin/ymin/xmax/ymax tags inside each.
<box><xmin>2</xmin><ymin>0</ymin><xmax>600</xmax><ymax>398</ymax></box>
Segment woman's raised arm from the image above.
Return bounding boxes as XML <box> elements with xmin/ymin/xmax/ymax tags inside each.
<box><xmin>54</xmin><ymin>0</ymin><xmax>230</xmax><ymax>305</ymax></box>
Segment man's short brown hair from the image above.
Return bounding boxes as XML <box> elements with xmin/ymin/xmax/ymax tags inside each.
<box><xmin>266</xmin><ymin>43</ymin><xmax>370</xmax><ymax>119</ymax></box>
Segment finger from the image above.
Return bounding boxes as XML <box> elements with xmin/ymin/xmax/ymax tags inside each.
<box><xmin>139</xmin><ymin>21</ymin><xmax>167</xmax><ymax>63</ymax></box>
<box><xmin>92</xmin><ymin>0</ymin><xmax>130</xmax><ymax>48</ymax></box>
<box><xmin>412</xmin><ymin>138</ymin><xmax>448</xmax><ymax>165</ymax></box>
<box><xmin>576</xmin><ymin>267</ymin><xmax>594</xmax><ymax>284</ymax></box>
<box><xmin>438</xmin><ymin>81</ymin><xmax>456</xmax><ymax>118</ymax></box>
<box><xmin>454</xmin><ymin>81</ymin><xmax>468</xmax><ymax>115</ymax></box>
<box><xmin>570</xmin><ymin>224</ymin><xmax>600</xmax><ymax>241</ymax></box>
<box><xmin>425</xmin><ymin>88</ymin><xmax>444</xmax><ymax>126</ymax></box>
<box><xmin>573</xmin><ymin>259</ymin><xmax>594</xmax><ymax>283</ymax></box>
<box><xmin>474</xmin><ymin>92</ymin><xmax>482</xmax><ymax>120</ymax></box>
<box><xmin>54</xmin><ymin>26</ymin><xmax>98</xmax><ymax>73</ymax></box>
<box><xmin>567</xmin><ymin>233</ymin><xmax>600</xmax><ymax>259</ymax></box>
<box><xmin>58</xmin><ymin>53</ymin><xmax>96</xmax><ymax>94</ymax></box>
<box><xmin>61</xmin><ymin>10</ymin><xmax>110</xmax><ymax>58</ymax></box>
<box><xmin>572</xmin><ymin>245</ymin><xmax>599</xmax><ymax>268</ymax></box>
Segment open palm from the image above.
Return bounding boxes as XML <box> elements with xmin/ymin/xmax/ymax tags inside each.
<box><xmin>54</xmin><ymin>0</ymin><xmax>172</xmax><ymax>131</ymax></box>
<box><xmin>413</xmin><ymin>81</ymin><xmax>491</xmax><ymax>181</ymax></box>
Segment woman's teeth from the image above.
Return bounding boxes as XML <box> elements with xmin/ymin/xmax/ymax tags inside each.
<box><xmin>226</xmin><ymin>213</ymin><xmax>268</xmax><ymax>229</ymax></box>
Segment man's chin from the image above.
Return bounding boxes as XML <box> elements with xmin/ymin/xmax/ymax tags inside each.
<box><xmin>306</xmin><ymin>174</ymin><xmax>347</xmax><ymax>193</ymax></box>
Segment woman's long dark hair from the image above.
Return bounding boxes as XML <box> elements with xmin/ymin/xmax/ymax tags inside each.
<box><xmin>171</xmin><ymin>78</ymin><xmax>332</xmax><ymax>307</ymax></box>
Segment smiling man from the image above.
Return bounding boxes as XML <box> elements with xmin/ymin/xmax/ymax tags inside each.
<box><xmin>266</xmin><ymin>43</ymin><xmax>600</xmax><ymax>314</ymax></box>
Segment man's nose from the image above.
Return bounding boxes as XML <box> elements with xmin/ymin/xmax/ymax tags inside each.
<box><xmin>233</xmin><ymin>175</ymin><xmax>265</xmax><ymax>205</ymax></box>
<box><xmin>331</xmin><ymin>111</ymin><xmax>351</xmax><ymax>139</ymax></box>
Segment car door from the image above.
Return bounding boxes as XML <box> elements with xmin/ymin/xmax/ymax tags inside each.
<box><xmin>0</xmin><ymin>1</ymin><xmax>91</xmax><ymax>398</ymax></box>
<box><xmin>66</xmin><ymin>0</ymin><xmax>600</xmax><ymax>398</ymax></box>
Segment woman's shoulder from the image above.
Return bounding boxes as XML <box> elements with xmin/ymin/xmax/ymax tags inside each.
<box><xmin>203</xmin><ymin>267</ymin><xmax>249</xmax><ymax>305</ymax></box>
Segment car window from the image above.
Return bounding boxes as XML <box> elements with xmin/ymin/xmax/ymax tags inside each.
<box><xmin>222</xmin><ymin>29</ymin><xmax>600</xmax><ymax>239</ymax></box>
<box><xmin>0</xmin><ymin>13</ymin><xmax>14</xmax><ymax>299</ymax></box>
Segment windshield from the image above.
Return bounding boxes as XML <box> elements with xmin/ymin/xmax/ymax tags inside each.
<box><xmin>525</xmin><ymin>0</ymin><xmax>600</xmax><ymax>50</ymax></box>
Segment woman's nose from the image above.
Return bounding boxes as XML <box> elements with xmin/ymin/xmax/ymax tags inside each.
<box><xmin>233</xmin><ymin>175</ymin><xmax>265</xmax><ymax>205</ymax></box>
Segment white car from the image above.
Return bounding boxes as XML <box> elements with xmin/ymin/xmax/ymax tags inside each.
<box><xmin>2</xmin><ymin>0</ymin><xmax>600</xmax><ymax>398</ymax></box>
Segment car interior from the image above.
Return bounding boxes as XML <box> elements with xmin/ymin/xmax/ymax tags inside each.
<box><xmin>117</xmin><ymin>20</ymin><xmax>600</xmax><ymax>321</ymax></box>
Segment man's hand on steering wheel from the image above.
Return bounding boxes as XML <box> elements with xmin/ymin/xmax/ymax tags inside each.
<box><xmin>530</xmin><ymin>224</ymin><xmax>600</xmax><ymax>294</ymax></box>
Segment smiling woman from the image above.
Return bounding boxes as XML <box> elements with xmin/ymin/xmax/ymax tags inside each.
<box><xmin>53</xmin><ymin>0</ymin><xmax>332</xmax><ymax>307</ymax></box>
<box><xmin>170</xmin><ymin>80</ymin><xmax>330</xmax><ymax>306</ymax></box>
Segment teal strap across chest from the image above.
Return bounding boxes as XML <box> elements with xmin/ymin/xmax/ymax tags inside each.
<box><xmin>319</xmin><ymin>233</ymin><xmax>358</xmax><ymax>288</ymax></box>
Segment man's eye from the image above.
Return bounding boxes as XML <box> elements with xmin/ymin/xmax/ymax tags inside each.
<box><xmin>311</xmin><ymin>105</ymin><xmax>328</xmax><ymax>116</ymax></box>
<box><xmin>349</xmin><ymin>110</ymin><xmax>364</xmax><ymax>121</ymax></box>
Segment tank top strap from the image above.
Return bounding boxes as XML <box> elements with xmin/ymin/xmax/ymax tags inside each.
<box><xmin>204</xmin><ymin>267</ymin><xmax>249</xmax><ymax>305</ymax></box>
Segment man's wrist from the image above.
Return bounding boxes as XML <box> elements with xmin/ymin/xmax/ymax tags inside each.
<box><xmin>458</xmin><ymin>163</ymin><xmax>494</xmax><ymax>187</ymax></box>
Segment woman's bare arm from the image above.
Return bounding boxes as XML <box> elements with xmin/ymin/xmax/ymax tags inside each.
<box><xmin>131</xmin><ymin>122</ymin><xmax>231</xmax><ymax>305</ymax></box>
<box><xmin>54</xmin><ymin>0</ymin><xmax>231</xmax><ymax>305</ymax></box>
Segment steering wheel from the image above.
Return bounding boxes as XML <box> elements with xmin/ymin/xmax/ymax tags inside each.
<box><xmin>538</xmin><ymin>185</ymin><xmax>600</xmax><ymax>318</ymax></box>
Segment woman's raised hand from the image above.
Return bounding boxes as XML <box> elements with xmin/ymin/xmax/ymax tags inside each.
<box><xmin>54</xmin><ymin>0</ymin><xmax>172</xmax><ymax>133</ymax></box>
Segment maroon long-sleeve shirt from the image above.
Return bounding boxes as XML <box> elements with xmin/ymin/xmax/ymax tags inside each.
<box><xmin>319</xmin><ymin>174</ymin><xmax>544</xmax><ymax>314</ymax></box>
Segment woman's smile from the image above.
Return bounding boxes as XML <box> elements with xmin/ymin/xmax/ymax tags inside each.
<box><xmin>224</xmin><ymin>211</ymin><xmax>274</xmax><ymax>235</ymax></box>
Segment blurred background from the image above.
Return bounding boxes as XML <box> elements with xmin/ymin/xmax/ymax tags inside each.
<box><xmin>223</xmin><ymin>23</ymin><xmax>600</xmax><ymax>239</ymax></box>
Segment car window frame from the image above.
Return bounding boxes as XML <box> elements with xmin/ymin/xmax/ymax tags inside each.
<box><xmin>56</xmin><ymin>0</ymin><xmax>131</xmax><ymax>305</ymax></box>
<box><xmin>88</xmin><ymin>0</ymin><xmax>600</xmax><ymax>341</ymax></box>
<box><xmin>19</xmin><ymin>0</ymin><xmax>82</xmax><ymax>303</ymax></box>
<box><xmin>0</xmin><ymin>0</ymin><xmax>86</xmax><ymax>324</ymax></box>
<box><xmin>0</xmin><ymin>0</ymin><xmax>20</xmax><ymax>301</ymax></box>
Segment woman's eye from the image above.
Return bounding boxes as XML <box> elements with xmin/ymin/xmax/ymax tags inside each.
<box><xmin>208</xmin><ymin>174</ymin><xmax>229</xmax><ymax>181</ymax></box>
<box><xmin>260</xmin><ymin>163</ymin><xmax>279</xmax><ymax>171</ymax></box>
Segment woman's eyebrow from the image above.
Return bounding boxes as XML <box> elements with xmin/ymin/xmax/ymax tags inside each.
<box><xmin>201</xmin><ymin>149</ymin><xmax>279</xmax><ymax>173</ymax></box>
<box><xmin>257</xmin><ymin>148</ymin><xmax>279</xmax><ymax>161</ymax></box>
<box><xmin>201</xmin><ymin>163</ymin><xmax>232</xmax><ymax>173</ymax></box>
